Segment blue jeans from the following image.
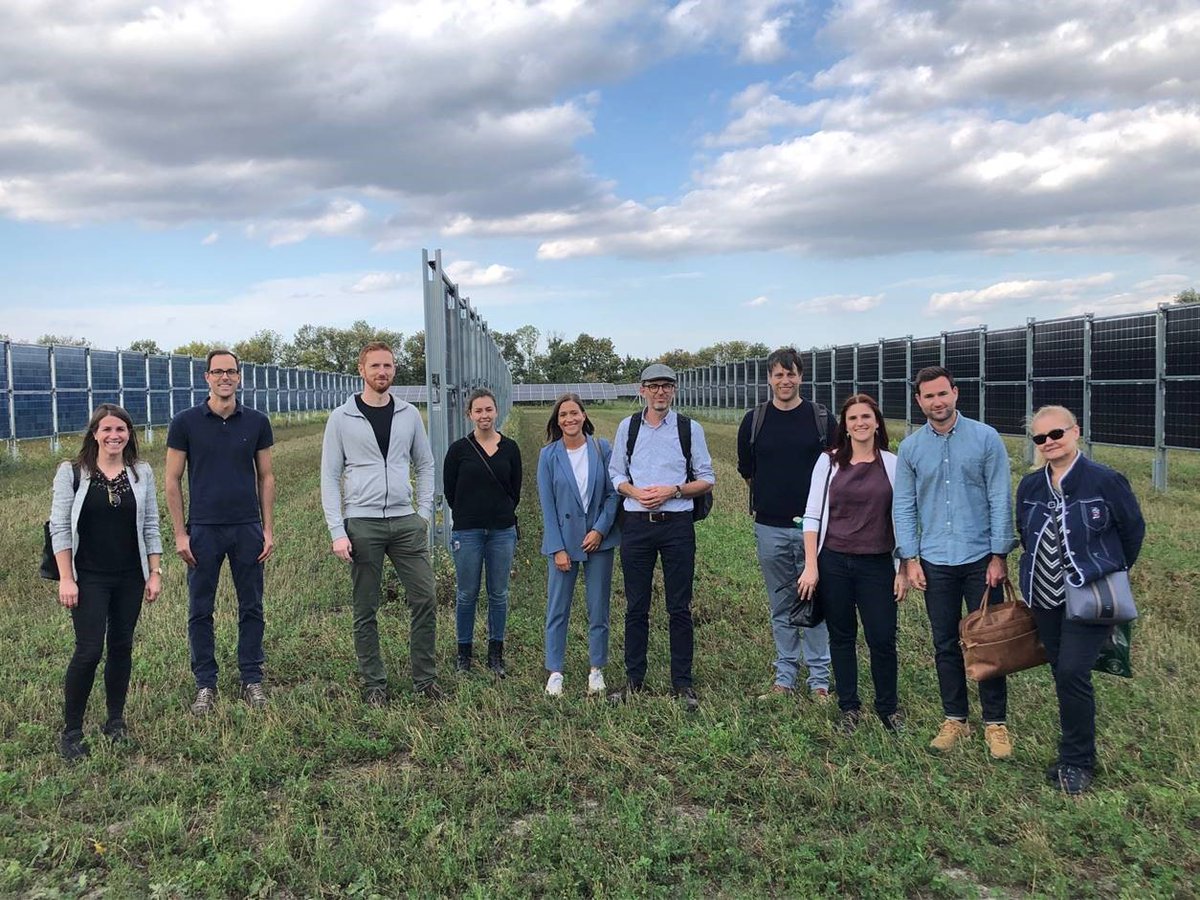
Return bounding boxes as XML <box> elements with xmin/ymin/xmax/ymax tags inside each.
<box><xmin>754</xmin><ymin>523</ymin><xmax>830</xmax><ymax>691</ymax></box>
<box><xmin>187</xmin><ymin>522</ymin><xmax>265</xmax><ymax>689</ymax></box>
<box><xmin>923</xmin><ymin>556</ymin><xmax>1007</xmax><ymax>723</ymax></box>
<box><xmin>451</xmin><ymin>527</ymin><xmax>518</xmax><ymax>644</ymax></box>
<box><xmin>544</xmin><ymin>549</ymin><xmax>614</xmax><ymax>673</ymax></box>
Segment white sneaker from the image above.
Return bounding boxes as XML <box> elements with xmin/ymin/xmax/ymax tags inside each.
<box><xmin>587</xmin><ymin>669</ymin><xmax>606</xmax><ymax>695</ymax></box>
<box><xmin>545</xmin><ymin>672</ymin><xmax>564</xmax><ymax>696</ymax></box>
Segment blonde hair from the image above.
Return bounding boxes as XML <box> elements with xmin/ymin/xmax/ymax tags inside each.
<box><xmin>1028</xmin><ymin>405</ymin><xmax>1079</xmax><ymax>469</ymax></box>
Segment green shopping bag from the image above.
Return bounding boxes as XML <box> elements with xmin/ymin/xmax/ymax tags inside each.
<box><xmin>1093</xmin><ymin>622</ymin><xmax>1132</xmax><ymax>678</ymax></box>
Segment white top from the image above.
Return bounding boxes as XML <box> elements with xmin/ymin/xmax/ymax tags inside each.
<box><xmin>566</xmin><ymin>443</ymin><xmax>589</xmax><ymax>504</ymax></box>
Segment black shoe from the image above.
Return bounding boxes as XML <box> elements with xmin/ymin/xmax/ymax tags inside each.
<box><xmin>1057</xmin><ymin>764</ymin><xmax>1093</xmax><ymax>796</ymax></box>
<box><xmin>1045</xmin><ymin>760</ymin><xmax>1062</xmax><ymax>784</ymax></box>
<box><xmin>416</xmin><ymin>681</ymin><xmax>448</xmax><ymax>702</ymax></box>
<box><xmin>487</xmin><ymin>640</ymin><xmax>507</xmax><ymax>679</ymax></box>
<box><xmin>880</xmin><ymin>709</ymin><xmax>905</xmax><ymax>735</ymax></box>
<box><xmin>101</xmin><ymin>718</ymin><xmax>128</xmax><ymax>743</ymax></box>
<box><xmin>838</xmin><ymin>708</ymin><xmax>863</xmax><ymax>735</ymax></box>
<box><xmin>672</xmin><ymin>686</ymin><xmax>700</xmax><ymax>712</ymax></box>
<box><xmin>362</xmin><ymin>686</ymin><xmax>390</xmax><ymax>707</ymax></box>
<box><xmin>607</xmin><ymin>682</ymin><xmax>644</xmax><ymax>705</ymax></box>
<box><xmin>456</xmin><ymin>643</ymin><xmax>473</xmax><ymax>674</ymax></box>
<box><xmin>60</xmin><ymin>728</ymin><xmax>89</xmax><ymax>762</ymax></box>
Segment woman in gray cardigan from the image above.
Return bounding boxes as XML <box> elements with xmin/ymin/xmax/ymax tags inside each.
<box><xmin>49</xmin><ymin>404</ymin><xmax>162</xmax><ymax>760</ymax></box>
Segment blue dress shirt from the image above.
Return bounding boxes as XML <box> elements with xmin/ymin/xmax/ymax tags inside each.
<box><xmin>609</xmin><ymin>409</ymin><xmax>715</xmax><ymax>513</ymax></box>
<box><xmin>893</xmin><ymin>413</ymin><xmax>1016</xmax><ymax>566</ymax></box>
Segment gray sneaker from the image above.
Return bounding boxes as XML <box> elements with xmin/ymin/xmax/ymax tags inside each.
<box><xmin>242</xmin><ymin>682</ymin><xmax>268</xmax><ymax>708</ymax></box>
<box><xmin>190</xmin><ymin>687</ymin><xmax>217</xmax><ymax>716</ymax></box>
<box><xmin>363</xmin><ymin>686</ymin><xmax>390</xmax><ymax>707</ymax></box>
<box><xmin>415</xmin><ymin>681</ymin><xmax>447</xmax><ymax>702</ymax></box>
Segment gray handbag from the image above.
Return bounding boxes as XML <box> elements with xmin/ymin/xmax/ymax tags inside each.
<box><xmin>1065</xmin><ymin>570</ymin><xmax>1137</xmax><ymax>624</ymax></box>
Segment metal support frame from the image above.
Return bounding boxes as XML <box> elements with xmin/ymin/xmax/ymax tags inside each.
<box><xmin>1153</xmin><ymin>305</ymin><xmax>1168</xmax><ymax>491</ymax></box>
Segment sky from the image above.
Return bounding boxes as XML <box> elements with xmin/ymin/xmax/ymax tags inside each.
<box><xmin>1</xmin><ymin>0</ymin><xmax>1198</xmax><ymax>361</ymax></box>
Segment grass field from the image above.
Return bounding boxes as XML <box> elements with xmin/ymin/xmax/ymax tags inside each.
<box><xmin>1</xmin><ymin>406</ymin><xmax>1198</xmax><ymax>898</ymax></box>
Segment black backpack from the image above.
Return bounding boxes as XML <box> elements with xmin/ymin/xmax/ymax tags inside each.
<box><xmin>625</xmin><ymin>413</ymin><xmax>713</xmax><ymax>522</ymax></box>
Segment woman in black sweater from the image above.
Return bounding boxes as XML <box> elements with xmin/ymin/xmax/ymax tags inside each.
<box><xmin>443</xmin><ymin>389</ymin><xmax>522</xmax><ymax>676</ymax></box>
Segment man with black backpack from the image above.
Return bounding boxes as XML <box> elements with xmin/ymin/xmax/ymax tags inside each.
<box><xmin>608</xmin><ymin>363</ymin><xmax>715</xmax><ymax>710</ymax></box>
<box><xmin>737</xmin><ymin>347</ymin><xmax>834</xmax><ymax>702</ymax></box>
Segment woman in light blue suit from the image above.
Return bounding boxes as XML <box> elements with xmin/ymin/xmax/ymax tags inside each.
<box><xmin>537</xmin><ymin>393</ymin><xmax>621</xmax><ymax>697</ymax></box>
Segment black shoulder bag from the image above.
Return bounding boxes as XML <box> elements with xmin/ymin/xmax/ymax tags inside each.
<box><xmin>41</xmin><ymin>464</ymin><xmax>81</xmax><ymax>581</ymax></box>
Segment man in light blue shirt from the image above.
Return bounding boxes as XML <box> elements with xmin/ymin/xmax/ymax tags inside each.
<box><xmin>608</xmin><ymin>364</ymin><xmax>715</xmax><ymax>709</ymax></box>
<box><xmin>894</xmin><ymin>366</ymin><xmax>1016</xmax><ymax>758</ymax></box>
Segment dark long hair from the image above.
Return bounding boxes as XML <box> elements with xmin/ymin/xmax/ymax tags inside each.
<box><xmin>75</xmin><ymin>403</ymin><xmax>141</xmax><ymax>480</ymax></box>
<box><xmin>545</xmin><ymin>393</ymin><xmax>595</xmax><ymax>443</ymax></box>
<box><xmin>830</xmin><ymin>393</ymin><xmax>889</xmax><ymax>469</ymax></box>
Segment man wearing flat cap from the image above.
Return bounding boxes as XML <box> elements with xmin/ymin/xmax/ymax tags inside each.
<box><xmin>607</xmin><ymin>363</ymin><xmax>715</xmax><ymax>709</ymax></box>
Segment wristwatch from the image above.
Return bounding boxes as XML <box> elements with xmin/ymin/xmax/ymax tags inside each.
<box><xmin>673</xmin><ymin>485</ymin><xmax>683</xmax><ymax>499</ymax></box>
<box><xmin>150</xmin><ymin>567</ymin><xmax>163</xmax><ymax>576</ymax></box>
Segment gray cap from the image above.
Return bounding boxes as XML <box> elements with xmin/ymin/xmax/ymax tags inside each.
<box><xmin>640</xmin><ymin>362</ymin><xmax>677</xmax><ymax>383</ymax></box>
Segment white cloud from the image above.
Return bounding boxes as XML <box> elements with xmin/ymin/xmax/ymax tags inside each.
<box><xmin>445</xmin><ymin>260</ymin><xmax>519</xmax><ymax>287</ymax></box>
<box><xmin>248</xmin><ymin>200</ymin><xmax>371</xmax><ymax>247</ymax></box>
<box><xmin>664</xmin><ymin>0</ymin><xmax>801</xmax><ymax>63</ymax></box>
<box><xmin>744</xmin><ymin>295</ymin><xmax>770</xmax><ymax>307</ymax></box>
<box><xmin>201</xmin><ymin>231</ymin><xmax>219</xmax><ymax>245</ymax></box>
<box><xmin>350</xmin><ymin>271</ymin><xmax>408</xmax><ymax>293</ymax></box>
<box><xmin>794</xmin><ymin>293</ymin><xmax>884</xmax><ymax>313</ymax></box>
<box><xmin>1063</xmin><ymin>273</ymin><xmax>1192</xmax><ymax>316</ymax></box>
<box><xmin>928</xmin><ymin>274</ymin><xmax>1116</xmax><ymax>313</ymax></box>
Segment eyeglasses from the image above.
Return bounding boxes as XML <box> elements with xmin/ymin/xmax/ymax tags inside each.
<box><xmin>1031</xmin><ymin>428</ymin><xmax>1069</xmax><ymax>445</ymax></box>
<box><xmin>208</xmin><ymin>368</ymin><xmax>240</xmax><ymax>377</ymax></box>
<box><xmin>642</xmin><ymin>383</ymin><xmax>675</xmax><ymax>393</ymax></box>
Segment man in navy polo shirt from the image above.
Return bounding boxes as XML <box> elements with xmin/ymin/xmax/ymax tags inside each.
<box><xmin>165</xmin><ymin>349</ymin><xmax>276</xmax><ymax>715</ymax></box>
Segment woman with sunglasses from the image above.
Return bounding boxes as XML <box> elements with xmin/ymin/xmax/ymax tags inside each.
<box><xmin>48</xmin><ymin>404</ymin><xmax>163</xmax><ymax>760</ymax></box>
<box><xmin>1015</xmin><ymin>406</ymin><xmax>1144</xmax><ymax>795</ymax></box>
<box><xmin>798</xmin><ymin>393</ymin><xmax>907</xmax><ymax>734</ymax></box>
<box><xmin>536</xmin><ymin>393</ymin><xmax>620</xmax><ymax>697</ymax></box>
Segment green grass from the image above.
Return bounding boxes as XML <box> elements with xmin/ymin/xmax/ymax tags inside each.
<box><xmin>1</xmin><ymin>408</ymin><xmax>1197</xmax><ymax>898</ymax></box>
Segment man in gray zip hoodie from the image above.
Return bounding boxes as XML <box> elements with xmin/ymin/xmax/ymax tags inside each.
<box><xmin>321</xmin><ymin>341</ymin><xmax>441</xmax><ymax>703</ymax></box>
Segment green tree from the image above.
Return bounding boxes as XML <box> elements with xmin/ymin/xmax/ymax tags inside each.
<box><xmin>127</xmin><ymin>338</ymin><xmax>163</xmax><ymax>355</ymax></box>
<box><xmin>493</xmin><ymin>325</ymin><xmax>541</xmax><ymax>382</ymax></box>
<box><xmin>693</xmin><ymin>340</ymin><xmax>770</xmax><ymax>366</ymax></box>
<box><xmin>617</xmin><ymin>355</ymin><xmax>651</xmax><ymax>383</ymax></box>
<box><xmin>538</xmin><ymin>332</ymin><xmax>623</xmax><ymax>383</ymax></box>
<box><xmin>37</xmin><ymin>334</ymin><xmax>90</xmax><ymax>347</ymax></box>
<box><xmin>397</xmin><ymin>331</ymin><xmax>426</xmax><ymax>384</ymax></box>
<box><xmin>172</xmin><ymin>340</ymin><xmax>222</xmax><ymax>359</ymax></box>
<box><xmin>658</xmin><ymin>348</ymin><xmax>698</xmax><ymax>371</ymax></box>
<box><xmin>233</xmin><ymin>329</ymin><xmax>285</xmax><ymax>364</ymax></box>
<box><xmin>1174</xmin><ymin>288</ymin><xmax>1200</xmax><ymax>305</ymax></box>
<box><xmin>281</xmin><ymin>321</ymin><xmax>404</xmax><ymax>374</ymax></box>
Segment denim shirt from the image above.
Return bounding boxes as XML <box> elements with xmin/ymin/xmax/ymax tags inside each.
<box><xmin>893</xmin><ymin>414</ymin><xmax>1016</xmax><ymax>566</ymax></box>
<box><xmin>609</xmin><ymin>408</ymin><xmax>715</xmax><ymax>513</ymax></box>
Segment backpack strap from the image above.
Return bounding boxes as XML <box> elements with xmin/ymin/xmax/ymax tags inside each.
<box><xmin>748</xmin><ymin>401</ymin><xmax>770</xmax><ymax>447</ymax></box>
<box><xmin>677</xmin><ymin>413</ymin><xmax>695</xmax><ymax>481</ymax></box>
<box><xmin>72</xmin><ymin>464</ymin><xmax>80</xmax><ymax>493</ymax></box>
<box><xmin>811</xmin><ymin>401</ymin><xmax>829</xmax><ymax>447</ymax></box>
<box><xmin>624</xmin><ymin>413</ymin><xmax>643</xmax><ymax>482</ymax></box>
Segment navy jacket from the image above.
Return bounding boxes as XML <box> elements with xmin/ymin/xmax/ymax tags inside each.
<box><xmin>1015</xmin><ymin>453</ymin><xmax>1145</xmax><ymax>603</ymax></box>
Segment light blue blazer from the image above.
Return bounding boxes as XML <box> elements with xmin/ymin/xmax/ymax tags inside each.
<box><xmin>537</xmin><ymin>437</ymin><xmax>621</xmax><ymax>561</ymax></box>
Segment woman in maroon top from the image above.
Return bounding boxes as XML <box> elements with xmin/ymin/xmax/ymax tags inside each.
<box><xmin>798</xmin><ymin>394</ymin><xmax>907</xmax><ymax>734</ymax></box>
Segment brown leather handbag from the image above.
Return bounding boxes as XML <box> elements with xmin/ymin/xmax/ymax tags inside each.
<box><xmin>959</xmin><ymin>580</ymin><xmax>1047</xmax><ymax>681</ymax></box>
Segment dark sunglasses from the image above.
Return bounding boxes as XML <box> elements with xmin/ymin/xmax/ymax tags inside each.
<box><xmin>1031</xmin><ymin>427</ymin><xmax>1069</xmax><ymax>445</ymax></box>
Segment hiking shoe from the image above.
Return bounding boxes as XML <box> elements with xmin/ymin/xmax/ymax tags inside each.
<box><xmin>456</xmin><ymin>643</ymin><xmax>473</xmax><ymax>674</ymax></box>
<box><xmin>929</xmin><ymin>718</ymin><xmax>971</xmax><ymax>752</ymax></box>
<box><xmin>1057</xmin><ymin>764</ymin><xmax>1093</xmax><ymax>796</ymax></box>
<box><xmin>1045</xmin><ymin>760</ymin><xmax>1062</xmax><ymax>784</ymax></box>
<box><xmin>673</xmin><ymin>686</ymin><xmax>700</xmax><ymax>712</ymax></box>
<box><xmin>756</xmin><ymin>684</ymin><xmax>794</xmax><ymax>701</ymax></box>
<box><xmin>190</xmin><ymin>687</ymin><xmax>217</xmax><ymax>716</ymax></box>
<box><xmin>487</xmin><ymin>640</ymin><xmax>507</xmax><ymax>679</ymax></box>
<box><xmin>880</xmin><ymin>709</ymin><xmax>906</xmax><ymax>735</ymax></box>
<box><xmin>415</xmin><ymin>681</ymin><xmax>447</xmax><ymax>702</ymax></box>
<box><xmin>984</xmin><ymin>723</ymin><xmax>1013</xmax><ymax>760</ymax></box>
<box><xmin>60</xmin><ymin>728</ymin><xmax>89</xmax><ymax>762</ymax></box>
<box><xmin>242</xmin><ymin>682</ymin><xmax>268</xmax><ymax>709</ymax></box>
<box><xmin>607</xmin><ymin>682</ymin><xmax>644</xmax><ymax>705</ymax></box>
<box><xmin>546</xmin><ymin>672</ymin><xmax>564</xmax><ymax>697</ymax></box>
<box><xmin>363</xmin><ymin>686</ymin><xmax>390</xmax><ymax>707</ymax></box>
<box><xmin>101</xmin><ymin>718</ymin><xmax>128</xmax><ymax>742</ymax></box>
<box><xmin>587</xmin><ymin>669</ymin><xmax>606</xmax><ymax>695</ymax></box>
<box><xmin>811</xmin><ymin>687</ymin><xmax>831</xmax><ymax>703</ymax></box>
<box><xmin>837</xmin><ymin>708</ymin><xmax>863</xmax><ymax>735</ymax></box>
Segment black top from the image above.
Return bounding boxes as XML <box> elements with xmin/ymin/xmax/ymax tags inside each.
<box><xmin>74</xmin><ymin>470</ymin><xmax>141</xmax><ymax>574</ymax></box>
<box><xmin>167</xmin><ymin>401</ymin><xmax>273</xmax><ymax>525</ymax></box>
<box><xmin>443</xmin><ymin>434</ymin><xmax>522</xmax><ymax>530</ymax></box>
<box><xmin>824</xmin><ymin>457</ymin><xmax>895</xmax><ymax>555</ymax></box>
<box><xmin>737</xmin><ymin>402</ymin><xmax>837</xmax><ymax>527</ymax></box>
<box><xmin>355</xmin><ymin>394</ymin><xmax>394</xmax><ymax>460</ymax></box>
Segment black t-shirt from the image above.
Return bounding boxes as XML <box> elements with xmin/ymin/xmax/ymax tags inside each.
<box><xmin>74</xmin><ymin>472</ymin><xmax>141</xmax><ymax>574</ymax></box>
<box><xmin>736</xmin><ymin>401</ymin><xmax>836</xmax><ymax>528</ymax></box>
<box><xmin>442</xmin><ymin>434</ymin><xmax>522</xmax><ymax>530</ymax></box>
<box><xmin>355</xmin><ymin>394</ymin><xmax>394</xmax><ymax>459</ymax></box>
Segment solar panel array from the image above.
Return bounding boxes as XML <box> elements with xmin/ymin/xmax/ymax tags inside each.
<box><xmin>512</xmin><ymin>383</ymin><xmax>618</xmax><ymax>403</ymax></box>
